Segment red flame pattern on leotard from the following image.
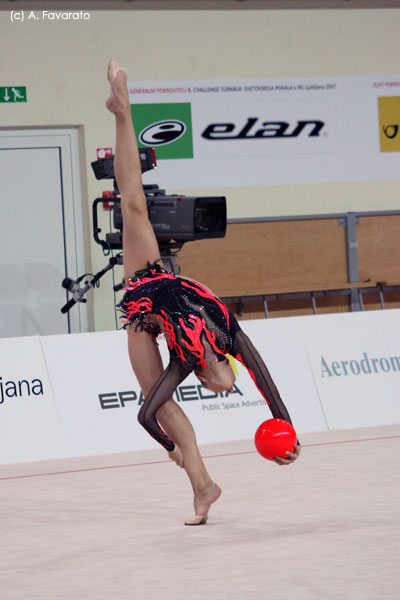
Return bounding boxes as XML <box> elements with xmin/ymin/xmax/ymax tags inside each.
<box><xmin>118</xmin><ymin>264</ymin><xmax>235</xmax><ymax>369</ymax></box>
<box><xmin>180</xmin><ymin>280</ymin><xmax>230</xmax><ymax>328</ymax></box>
<box><xmin>179</xmin><ymin>314</ymin><xmax>226</xmax><ymax>370</ymax></box>
<box><xmin>122</xmin><ymin>297</ymin><xmax>153</xmax><ymax>323</ymax></box>
<box><xmin>156</xmin><ymin>309</ymin><xmax>187</xmax><ymax>364</ymax></box>
<box><xmin>124</xmin><ymin>273</ymin><xmax>176</xmax><ymax>292</ymax></box>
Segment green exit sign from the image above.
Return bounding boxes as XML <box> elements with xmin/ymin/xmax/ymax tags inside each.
<box><xmin>0</xmin><ymin>87</ymin><xmax>27</xmax><ymax>103</ymax></box>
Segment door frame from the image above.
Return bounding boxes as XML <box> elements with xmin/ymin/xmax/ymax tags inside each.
<box><xmin>0</xmin><ymin>127</ymin><xmax>89</xmax><ymax>333</ymax></box>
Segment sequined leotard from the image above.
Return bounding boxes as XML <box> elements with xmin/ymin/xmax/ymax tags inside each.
<box><xmin>118</xmin><ymin>260</ymin><xmax>240</xmax><ymax>370</ymax></box>
<box><xmin>118</xmin><ymin>260</ymin><xmax>294</xmax><ymax>451</ymax></box>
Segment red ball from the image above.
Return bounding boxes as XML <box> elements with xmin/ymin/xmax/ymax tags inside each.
<box><xmin>254</xmin><ymin>418</ymin><xmax>297</xmax><ymax>460</ymax></box>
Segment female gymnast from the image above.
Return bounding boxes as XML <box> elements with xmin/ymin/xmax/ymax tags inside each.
<box><xmin>106</xmin><ymin>60</ymin><xmax>301</xmax><ymax>525</ymax></box>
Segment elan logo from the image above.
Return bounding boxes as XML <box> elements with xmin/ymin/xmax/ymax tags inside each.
<box><xmin>321</xmin><ymin>352</ymin><xmax>400</xmax><ymax>377</ymax></box>
<box><xmin>202</xmin><ymin>118</ymin><xmax>325</xmax><ymax>140</ymax></box>
<box><xmin>132</xmin><ymin>102</ymin><xmax>193</xmax><ymax>159</ymax></box>
<box><xmin>139</xmin><ymin>120</ymin><xmax>186</xmax><ymax>146</ymax></box>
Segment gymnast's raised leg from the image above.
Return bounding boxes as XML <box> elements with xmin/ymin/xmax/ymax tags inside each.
<box><xmin>106</xmin><ymin>60</ymin><xmax>221</xmax><ymax>524</ymax></box>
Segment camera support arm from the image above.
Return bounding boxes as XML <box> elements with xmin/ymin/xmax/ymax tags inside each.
<box><xmin>61</xmin><ymin>253</ymin><xmax>123</xmax><ymax>314</ymax></box>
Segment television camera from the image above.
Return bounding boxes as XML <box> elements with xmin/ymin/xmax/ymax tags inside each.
<box><xmin>61</xmin><ymin>147</ymin><xmax>227</xmax><ymax>314</ymax></box>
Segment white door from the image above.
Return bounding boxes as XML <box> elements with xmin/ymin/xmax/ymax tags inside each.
<box><xmin>0</xmin><ymin>129</ymin><xmax>88</xmax><ymax>337</ymax></box>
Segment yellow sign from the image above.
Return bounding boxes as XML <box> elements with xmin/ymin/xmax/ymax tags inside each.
<box><xmin>378</xmin><ymin>96</ymin><xmax>400</xmax><ymax>152</ymax></box>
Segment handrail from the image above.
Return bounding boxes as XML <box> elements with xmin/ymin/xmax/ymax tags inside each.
<box><xmin>219</xmin><ymin>281</ymin><xmax>400</xmax><ymax>317</ymax></box>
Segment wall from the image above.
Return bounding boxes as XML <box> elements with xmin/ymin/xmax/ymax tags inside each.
<box><xmin>1</xmin><ymin>7</ymin><xmax>400</xmax><ymax>331</ymax></box>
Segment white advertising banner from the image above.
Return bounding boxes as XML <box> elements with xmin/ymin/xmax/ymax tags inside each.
<box><xmin>40</xmin><ymin>324</ymin><xmax>323</xmax><ymax>458</ymax></box>
<box><xmin>237</xmin><ymin>319</ymin><xmax>327</xmax><ymax>435</ymax></box>
<box><xmin>0</xmin><ymin>336</ymin><xmax>67</xmax><ymax>463</ymax></box>
<box><xmin>158</xmin><ymin>316</ymin><xmax>327</xmax><ymax>448</ymax></box>
<box><xmin>2</xmin><ymin>309</ymin><xmax>400</xmax><ymax>464</ymax></box>
<box><xmin>129</xmin><ymin>75</ymin><xmax>400</xmax><ymax>189</ymax></box>
<box><xmin>41</xmin><ymin>330</ymin><xmax>152</xmax><ymax>456</ymax></box>
<box><xmin>300</xmin><ymin>310</ymin><xmax>400</xmax><ymax>429</ymax></box>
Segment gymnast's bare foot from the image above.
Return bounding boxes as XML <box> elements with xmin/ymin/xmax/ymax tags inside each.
<box><xmin>105</xmin><ymin>60</ymin><xmax>130</xmax><ymax>117</ymax></box>
<box><xmin>185</xmin><ymin>482</ymin><xmax>222</xmax><ymax>526</ymax></box>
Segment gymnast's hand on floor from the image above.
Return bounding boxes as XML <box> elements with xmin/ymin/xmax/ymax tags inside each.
<box><xmin>168</xmin><ymin>445</ymin><xmax>184</xmax><ymax>468</ymax></box>
<box><xmin>273</xmin><ymin>443</ymin><xmax>302</xmax><ymax>466</ymax></box>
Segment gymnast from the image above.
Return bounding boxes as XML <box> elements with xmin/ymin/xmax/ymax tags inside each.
<box><xmin>106</xmin><ymin>60</ymin><xmax>301</xmax><ymax>526</ymax></box>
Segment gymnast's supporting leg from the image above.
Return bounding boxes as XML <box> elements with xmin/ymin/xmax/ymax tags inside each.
<box><xmin>156</xmin><ymin>400</ymin><xmax>221</xmax><ymax>520</ymax></box>
<box><xmin>127</xmin><ymin>328</ymin><xmax>220</xmax><ymax>522</ymax></box>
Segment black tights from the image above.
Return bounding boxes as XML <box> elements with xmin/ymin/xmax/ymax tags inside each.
<box><xmin>137</xmin><ymin>360</ymin><xmax>191</xmax><ymax>451</ymax></box>
<box><xmin>231</xmin><ymin>330</ymin><xmax>293</xmax><ymax>425</ymax></box>
<box><xmin>137</xmin><ymin>329</ymin><xmax>294</xmax><ymax>451</ymax></box>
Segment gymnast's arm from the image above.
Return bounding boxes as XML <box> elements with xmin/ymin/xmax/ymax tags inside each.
<box><xmin>231</xmin><ymin>329</ymin><xmax>301</xmax><ymax>463</ymax></box>
<box><xmin>231</xmin><ymin>329</ymin><xmax>293</xmax><ymax>423</ymax></box>
<box><xmin>127</xmin><ymin>327</ymin><xmax>191</xmax><ymax>450</ymax></box>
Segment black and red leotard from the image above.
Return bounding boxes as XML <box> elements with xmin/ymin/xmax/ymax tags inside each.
<box><xmin>118</xmin><ymin>260</ymin><xmax>293</xmax><ymax>451</ymax></box>
<box><xmin>118</xmin><ymin>260</ymin><xmax>240</xmax><ymax>370</ymax></box>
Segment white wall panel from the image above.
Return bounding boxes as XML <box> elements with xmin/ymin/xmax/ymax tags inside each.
<box><xmin>2</xmin><ymin>310</ymin><xmax>400</xmax><ymax>464</ymax></box>
<box><xmin>0</xmin><ymin>336</ymin><xmax>67</xmax><ymax>463</ymax></box>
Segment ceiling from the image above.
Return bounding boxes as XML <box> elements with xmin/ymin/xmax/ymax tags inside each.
<box><xmin>1</xmin><ymin>0</ymin><xmax>400</xmax><ymax>10</ymax></box>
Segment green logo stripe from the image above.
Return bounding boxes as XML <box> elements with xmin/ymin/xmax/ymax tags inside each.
<box><xmin>132</xmin><ymin>103</ymin><xmax>193</xmax><ymax>160</ymax></box>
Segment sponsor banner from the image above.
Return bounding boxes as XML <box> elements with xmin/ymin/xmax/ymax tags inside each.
<box><xmin>41</xmin><ymin>330</ymin><xmax>153</xmax><ymax>456</ymax></box>
<box><xmin>0</xmin><ymin>336</ymin><xmax>67</xmax><ymax>464</ymax></box>
<box><xmin>301</xmin><ymin>310</ymin><xmax>400</xmax><ymax>429</ymax></box>
<box><xmin>135</xmin><ymin>102</ymin><xmax>193</xmax><ymax>159</ymax></box>
<box><xmin>165</xmin><ymin>316</ymin><xmax>326</xmax><ymax>447</ymax></box>
<box><xmin>378</xmin><ymin>96</ymin><xmax>400</xmax><ymax>152</ymax></box>
<box><xmin>3</xmin><ymin>309</ymin><xmax>400</xmax><ymax>463</ymax></box>
<box><xmin>128</xmin><ymin>75</ymin><xmax>400</xmax><ymax>189</ymax></box>
<box><xmin>238</xmin><ymin>319</ymin><xmax>327</xmax><ymax>435</ymax></box>
<box><xmin>40</xmin><ymin>325</ymin><xmax>325</xmax><ymax>457</ymax></box>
